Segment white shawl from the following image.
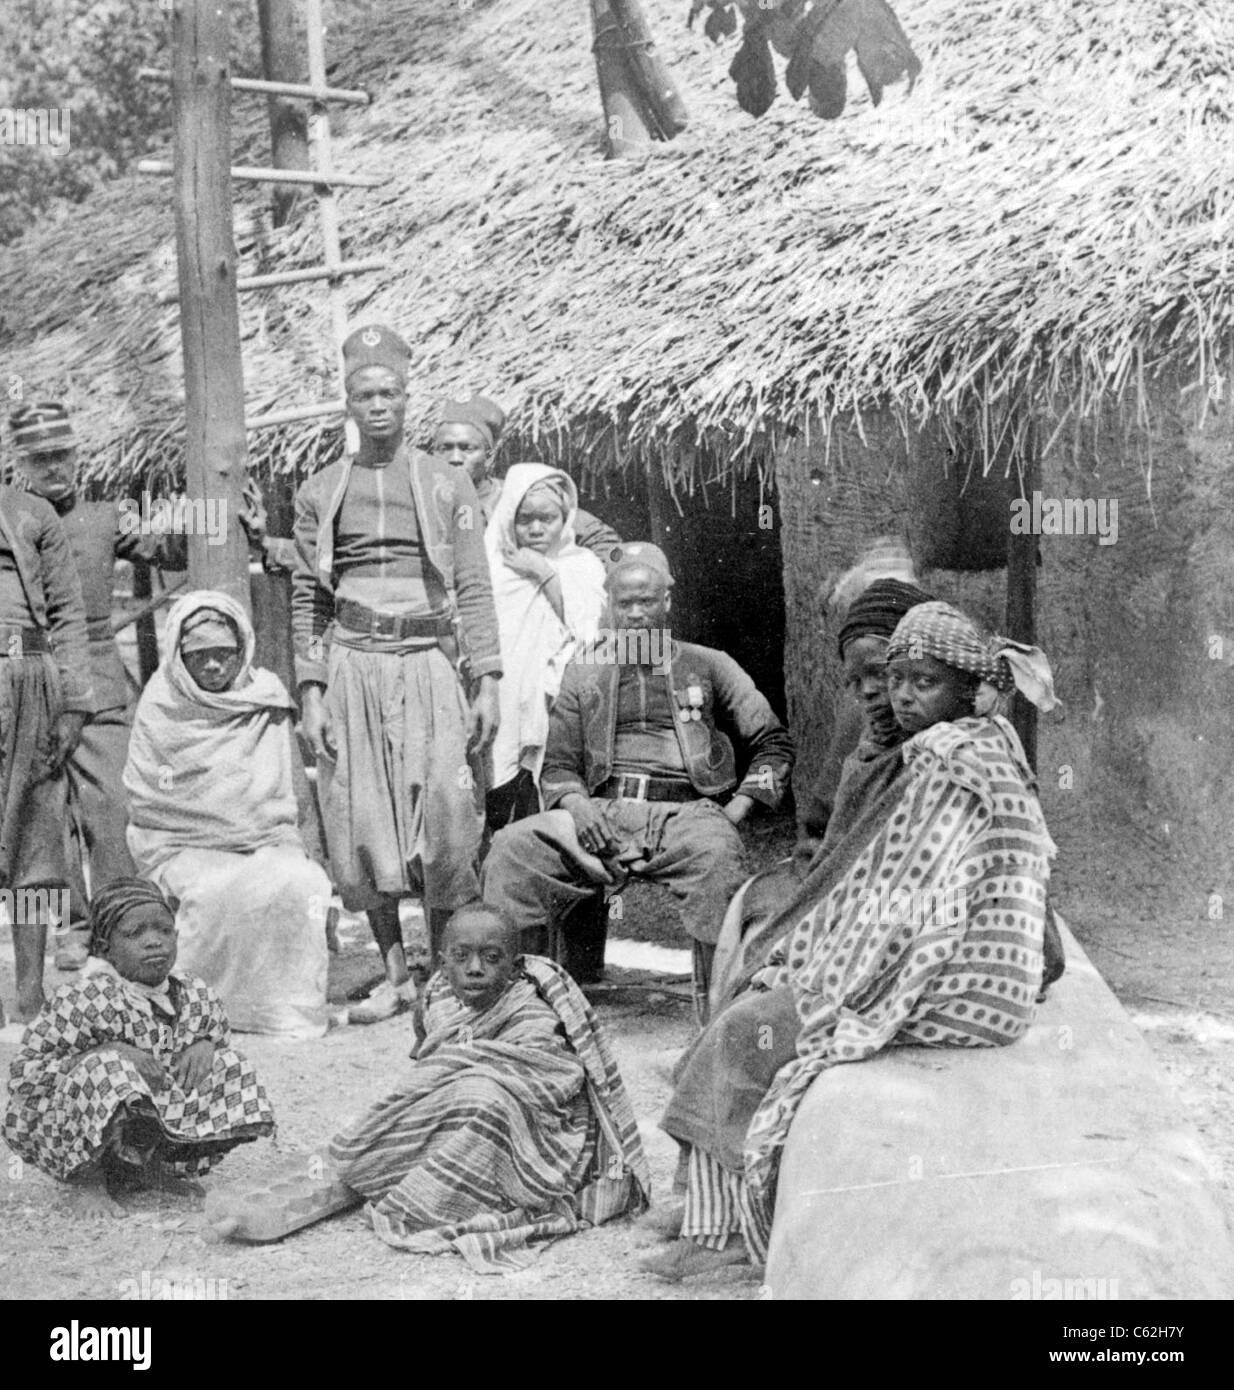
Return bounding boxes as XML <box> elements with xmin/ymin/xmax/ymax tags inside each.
<box><xmin>484</xmin><ymin>464</ymin><xmax>606</xmax><ymax>788</ymax></box>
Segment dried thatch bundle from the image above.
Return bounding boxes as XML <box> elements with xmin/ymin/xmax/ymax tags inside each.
<box><xmin>0</xmin><ymin>0</ymin><xmax>1231</xmax><ymax>498</ymax></box>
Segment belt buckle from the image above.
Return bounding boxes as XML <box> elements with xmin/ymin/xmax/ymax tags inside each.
<box><xmin>369</xmin><ymin>610</ymin><xmax>399</xmax><ymax>639</ymax></box>
<box><xmin>621</xmin><ymin>773</ymin><xmax>650</xmax><ymax>801</ymax></box>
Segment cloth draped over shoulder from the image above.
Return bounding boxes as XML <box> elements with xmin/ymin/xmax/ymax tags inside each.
<box><xmin>3</xmin><ymin>958</ymin><xmax>274</xmax><ymax>1182</ymax></box>
<box><xmin>123</xmin><ymin>590</ymin><xmax>330</xmax><ymax>1038</ymax></box>
<box><xmin>739</xmin><ymin>715</ymin><xmax>1056</xmax><ymax>1254</ymax></box>
<box><xmin>484</xmin><ymin>464</ymin><xmax>607</xmax><ymax>789</ymax></box>
<box><xmin>709</xmin><ymin>722</ymin><xmax>912</xmax><ymax>1005</ymax></box>
<box><xmin>124</xmin><ymin>589</ymin><xmax>301</xmax><ymax>864</ymax></box>
<box><xmin>329</xmin><ymin>955</ymin><xmax>648</xmax><ymax>1274</ymax></box>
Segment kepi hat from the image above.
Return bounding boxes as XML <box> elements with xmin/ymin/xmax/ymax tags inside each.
<box><xmin>10</xmin><ymin>401</ymin><xmax>76</xmax><ymax>455</ymax></box>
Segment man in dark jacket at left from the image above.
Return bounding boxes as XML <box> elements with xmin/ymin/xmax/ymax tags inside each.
<box><xmin>0</xmin><ymin>410</ymin><xmax>95</xmax><ymax>1024</ymax></box>
<box><xmin>9</xmin><ymin>402</ymin><xmax>188</xmax><ymax>971</ymax></box>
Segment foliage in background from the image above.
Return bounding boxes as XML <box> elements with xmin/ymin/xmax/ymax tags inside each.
<box><xmin>0</xmin><ymin>0</ymin><xmax>263</xmax><ymax>247</ymax></box>
<box><xmin>688</xmin><ymin>0</ymin><xmax>921</xmax><ymax>118</ymax></box>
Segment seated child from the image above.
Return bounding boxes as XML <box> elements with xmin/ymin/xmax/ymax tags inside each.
<box><xmin>329</xmin><ymin>903</ymin><xmax>649</xmax><ymax>1273</ymax></box>
<box><xmin>3</xmin><ymin>878</ymin><xmax>276</xmax><ymax>1218</ymax></box>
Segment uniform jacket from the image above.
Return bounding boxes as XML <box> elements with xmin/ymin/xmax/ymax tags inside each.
<box><xmin>541</xmin><ymin>639</ymin><xmax>794</xmax><ymax>809</ymax></box>
<box><xmin>59</xmin><ymin>499</ymin><xmax>187</xmax><ymax>711</ymax></box>
<box><xmin>0</xmin><ymin>485</ymin><xmax>94</xmax><ymax>713</ymax></box>
<box><xmin>291</xmin><ymin>446</ymin><xmax>501</xmax><ymax>688</ymax></box>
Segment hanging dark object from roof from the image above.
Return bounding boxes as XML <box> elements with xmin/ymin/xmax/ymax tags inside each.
<box><xmin>687</xmin><ymin>0</ymin><xmax>922</xmax><ymax>119</ymax></box>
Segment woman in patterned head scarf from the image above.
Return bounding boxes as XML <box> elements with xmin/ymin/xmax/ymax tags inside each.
<box><xmin>884</xmin><ymin>599</ymin><xmax>1059</xmax><ymax>731</ymax></box>
<box><xmin>648</xmin><ymin>601</ymin><xmax>1060</xmax><ymax>1282</ymax></box>
<box><xmin>122</xmin><ymin>591</ymin><xmax>333</xmax><ymax>1038</ymax></box>
<box><xmin>3</xmin><ymin>875</ymin><xmax>274</xmax><ymax>1218</ymax></box>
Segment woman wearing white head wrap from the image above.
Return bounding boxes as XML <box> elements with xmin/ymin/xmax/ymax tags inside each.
<box><xmin>483</xmin><ymin>464</ymin><xmax>607</xmax><ymax>828</ymax></box>
<box><xmin>123</xmin><ymin>590</ymin><xmax>331</xmax><ymax>1038</ymax></box>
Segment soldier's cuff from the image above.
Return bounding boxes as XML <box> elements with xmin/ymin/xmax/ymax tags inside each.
<box><xmin>738</xmin><ymin>764</ymin><xmax>786</xmax><ymax>809</ymax></box>
<box><xmin>294</xmin><ymin>655</ymin><xmax>329</xmax><ymax>687</ymax></box>
<box><xmin>469</xmin><ymin>656</ymin><xmax>503</xmax><ymax>679</ymax></box>
<box><xmin>542</xmin><ymin>776</ymin><xmax>587</xmax><ymax>810</ymax></box>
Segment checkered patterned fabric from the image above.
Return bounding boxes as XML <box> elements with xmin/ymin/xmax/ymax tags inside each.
<box><xmin>4</xmin><ymin>970</ymin><xmax>275</xmax><ymax>1181</ymax></box>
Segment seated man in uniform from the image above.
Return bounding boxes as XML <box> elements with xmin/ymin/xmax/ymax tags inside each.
<box><xmin>482</xmin><ymin>544</ymin><xmax>793</xmax><ymax>1011</ymax></box>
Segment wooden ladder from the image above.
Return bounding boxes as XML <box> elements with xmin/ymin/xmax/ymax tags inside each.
<box><xmin>138</xmin><ymin>0</ymin><xmax>385</xmax><ymax>437</ymax></box>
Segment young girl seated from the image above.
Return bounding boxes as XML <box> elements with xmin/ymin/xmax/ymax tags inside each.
<box><xmin>3</xmin><ymin>879</ymin><xmax>276</xmax><ymax>1218</ymax></box>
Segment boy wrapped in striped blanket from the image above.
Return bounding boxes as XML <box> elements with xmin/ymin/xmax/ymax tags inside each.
<box><xmin>330</xmin><ymin>904</ymin><xmax>649</xmax><ymax>1273</ymax></box>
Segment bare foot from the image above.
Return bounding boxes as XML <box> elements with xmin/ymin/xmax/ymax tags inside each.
<box><xmin>639</xmin><ymin>1238</ymin><xmax>748</xmax><ymax>1282</ymax></box>
<box><xmin>16</xmin><ymin>984</ymin><xmax>45</xmax><ymax>1028</ymax></box>
<box><xmin>634</xmin><ymin>1202</ymin><xmax>685</xmax><ymax>1241</ymax></box>
<box><xmin>67</xmin><ymin>1173</ymin><xmax>126</xmax><ymax>1220</ymax></box>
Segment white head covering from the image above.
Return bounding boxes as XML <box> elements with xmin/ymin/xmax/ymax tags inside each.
<box><xmin>484</xmin><ymin>465</ymin><xmax>607</xmax><ymax>787</ymax></box>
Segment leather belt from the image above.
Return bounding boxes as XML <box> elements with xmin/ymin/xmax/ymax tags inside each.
<box><xmin>334</xmin><ymin>598</ymin><xmax>453</xmax><ymax>642</ymax></box>
<box><xmin>599</xmin><ymin>773</ymin><xmax>700</xmax><ymax>803</ymax></box>
<box><xmin>0</xmin><ymin>626</ymin><xmax>51</xmax><ymax>656</ymax></box>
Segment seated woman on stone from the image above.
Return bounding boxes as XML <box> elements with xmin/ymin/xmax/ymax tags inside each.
<box><xmin>3</xmin><ymin>879</ymin><xmax>275</xmax><ymax>1217</ymax></box>
<box><xmin>709</xmin><ymin>577</ymin><xmax>936</xmax><ymax>1002</ymax></box>
<box><xmin>123</xmin><ymin>590</ymin><xmax>332</xmax><ymax>1039</ymax></box>
<box><xmin>482</xmin><ymin>463</ymin><xmax>607</xmax><ymax>830</ymax></box>
<box><xmin>329</xmin><ymin>903</ymin><xmax>649</xmax><ymax>1273</ymax></box>
<box><xmin>644</xmin><ymin>600</ymin><xmax>1060</xmax><ymax>1281</ymax></box>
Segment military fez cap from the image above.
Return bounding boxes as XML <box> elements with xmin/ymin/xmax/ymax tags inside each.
<box><xmin>10</xmin><ymin>401</ymin><xmax>76</xmax><ymax>455</ymax></box>
<box><xmin>342</xmin><ymin>324</ymin><xmax>411</xmax><ymax>385</ymax></box>
<box><xmin>437</xmin><ymin>395</ymin><xmax>507</xmax><ymax>451</ymax></box>
<box><xmin>606</xmin><ymin>540</ymin><xmax>674</xmax><ymax>586</ymax></box>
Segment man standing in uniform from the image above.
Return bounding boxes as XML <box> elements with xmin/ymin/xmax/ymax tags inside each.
<box><xmin>0</xmin><ymin>418</ymin><xmax>94</xmax><ymax>1025</ymax></box>
<box><xmin>293</xmin><ymin>325</ymin><xmax>502</xmax><ymax>1024</ymax></box>
<box><xmin>9</xmin><ymin>403</ymin><xmax>188</xmax><ymax>968</ymax></box>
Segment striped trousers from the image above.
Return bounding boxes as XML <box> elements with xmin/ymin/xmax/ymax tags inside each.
<box><xmin>681</xmin><ymin>1145</ymin><xmax>771</xmax><ymax>1262</ymax></box>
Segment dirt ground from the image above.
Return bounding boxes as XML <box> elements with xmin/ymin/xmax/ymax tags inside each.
<box><xmin>1</xmin><ymin>813</ymin><xmax>1230</xmax><ymax>1301</ymax></box>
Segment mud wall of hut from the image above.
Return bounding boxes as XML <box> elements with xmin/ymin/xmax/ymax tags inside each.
<box><xmin>777</xmin><ymin>377</ymin><xmax>1234</xmax><ymax>931</ymax></box>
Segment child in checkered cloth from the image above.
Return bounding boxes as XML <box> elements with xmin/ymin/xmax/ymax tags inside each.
<box><xmin>3</xmin><ymin>879</ymin><xmax>275</xmax><ymax>1218</ymax></box>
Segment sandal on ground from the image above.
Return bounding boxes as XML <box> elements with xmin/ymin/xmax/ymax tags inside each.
<box><xmin>639</xmin><ymin>1238</ymin><xmax>748</xmax><ymax>1282</ymax></box>
<box><xmin>348</xmin><ymin>978</ymin><xmax>416</xmax><ymax>1025</ymax></box>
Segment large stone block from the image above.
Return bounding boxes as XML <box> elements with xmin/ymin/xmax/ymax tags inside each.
<box><xmin>765</xmin><ymin>922</ymin><xmax>1234</xmax><ymax>1299</ymax></box>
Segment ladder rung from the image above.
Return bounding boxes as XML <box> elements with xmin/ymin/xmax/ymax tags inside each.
<box><xmin>246</xmin><ymin>400</ymin><xmax>345</xmax><ymax>430</ymax></box>
<box><xmin>156</xmin><ymin>258</ymin><xmax>386</xmax><ymax>305</ymax></box>
<box><xmin>138</xmin><ymin>159</ymin><xmax>383</xmax><ymax>189</ymax></box>
<box><xmin>137</xmin><ymin>68</ymin><xmax>370</xmax><ymax>106</ymax></box>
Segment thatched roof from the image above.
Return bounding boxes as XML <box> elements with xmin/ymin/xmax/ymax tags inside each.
<box><xmin>2</xmin><ymin>0</ymin><xmax>1232</xmax><ymax>494</ymax></box>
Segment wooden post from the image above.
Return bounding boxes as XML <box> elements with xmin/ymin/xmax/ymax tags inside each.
<box><xmin>257</xmin><ymin>0</ymin><xmax>309</xmax><ymax>227</ymax></box>
<box><xmin>131</xmin><ymin>564</ymin><xmax>161</xmax><ymax>687</ymax></box>
<box><xmin>172</xmin><ymin>0</ymin><xmax>252</xmax><ymax>613</ymax></box>
<box><xmin>609</xmin><ymin>0</ymin><xmax>688</xmax><ymax>137</ymax></box>
<box><xmin>591</xmin><ymin>0</ymin><xmax>653</xmax><ymax>157</ymax></box>
<box><xmin>1005</xmin><ymin>418</ymin><xmax>1039</xmax><ymax>771</ymax></box>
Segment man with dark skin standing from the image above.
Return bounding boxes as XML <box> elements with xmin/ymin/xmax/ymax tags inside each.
<box><xmin>292</xmin><ymin>326</ymin><xmax>501</xmax><ymax>1024</ymax></box>
<box><xmin>9</xmin><ymin>402</ymin><xmax>188</xmax><ymax>968</ymax></box>
<box><xmin>0</xmin><ymin>403</ymin><xmax>95</xmax><ymax>1024</ymax></box>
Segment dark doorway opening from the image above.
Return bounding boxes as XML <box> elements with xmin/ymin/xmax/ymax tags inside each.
<box><xmin>575</xmin><ymin>469</ymin><xmax>786</xmax><ymax>721</ymax></box>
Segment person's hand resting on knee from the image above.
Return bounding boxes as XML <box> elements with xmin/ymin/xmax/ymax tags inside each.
<box><xmin>562</xmin><ymin>793</ymin><xmax>620</xmax><ymax>858</ymax></box>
